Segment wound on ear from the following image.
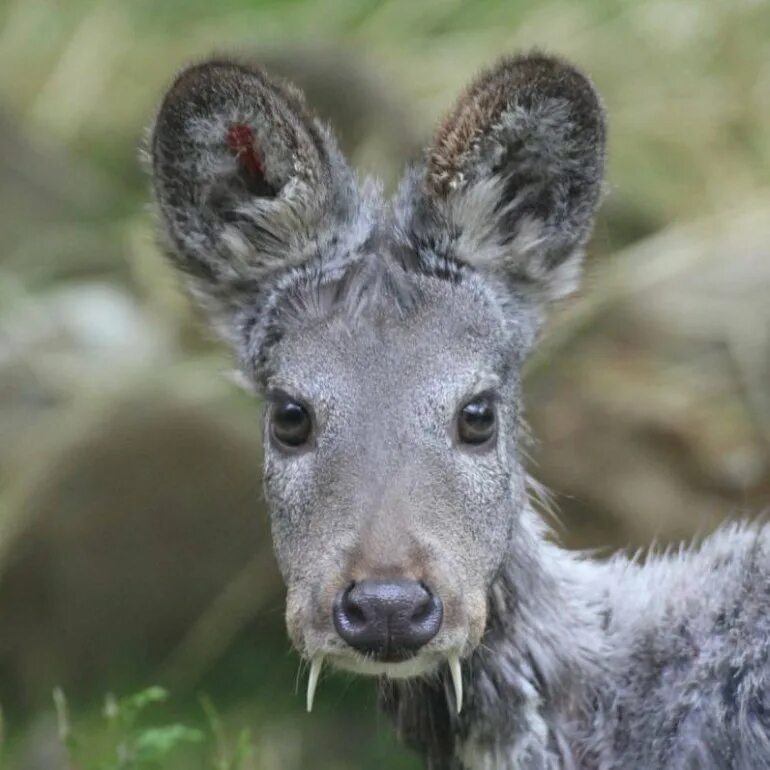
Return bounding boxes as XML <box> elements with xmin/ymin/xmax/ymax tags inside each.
<box><xmin>226</xmin><ymin>124</ymin><xmax>264</xmax><ymax>177</ymax></box>
<box><xmin>225</xmin><ymin>123</ymin><xmax>276</xmax><ymax>197</ymax></box>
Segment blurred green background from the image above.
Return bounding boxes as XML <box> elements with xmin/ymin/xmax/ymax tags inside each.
<box><xmin>0</xmin><ymin>0</ymin><xmax>768</xmax><ymax>767</ymax></box>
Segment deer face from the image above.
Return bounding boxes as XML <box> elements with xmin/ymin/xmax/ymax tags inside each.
<box><xmin>149</xmin><ymin>54</ymin><xmax>605</xmax><ymax>705</ymax></box>
<box><xmin>262</xmin><ymin>270</ymin><xmax>533</xmax><ymax>682</ymax></box>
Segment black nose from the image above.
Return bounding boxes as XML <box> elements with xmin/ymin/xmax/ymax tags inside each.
<box><xmin>333</xmin><ymin>579</ymin><xmax>443</xmax><ymax>660</ymax></box>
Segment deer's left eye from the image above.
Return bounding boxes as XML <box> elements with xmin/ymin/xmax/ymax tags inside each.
<box><xmin>457</xmin><ymin>395</ymin><xmax>497</xmax><ymax>446</ymax></box>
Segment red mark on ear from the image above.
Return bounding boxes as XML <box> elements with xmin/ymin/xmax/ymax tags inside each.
<box><xmin>226</xmin><ymin>124</ymin><xmax>264</xmax><ymax>178</ymax></box>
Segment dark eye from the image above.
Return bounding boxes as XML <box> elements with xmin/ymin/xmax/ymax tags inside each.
<box><xmin>270</xmin><ymin>398</ymin><xmax>312</xmax><ymax>449</ymax></box>
<box><xmin>457</xmin><ymin>395</ymin><xmax>496</xmax><ymax>446</ymax></box>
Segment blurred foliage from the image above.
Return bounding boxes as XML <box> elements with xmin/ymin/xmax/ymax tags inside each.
<box><xmin>56</xmin><ymin>687</ymin><xmax>206</xmax><ymax>770</ymax></box>
<box><xmin>0</xmin><ymin>0</ymin><xmax>768</xmax><ymax>768</ymax></box>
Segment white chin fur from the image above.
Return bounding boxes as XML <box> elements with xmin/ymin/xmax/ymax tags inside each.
<box><xmin>329</xmin><ymin>652</ymin><xmax>441</xmax><ymax>679</ymax></box>
<box><xmin>304</xmin><ymin>651</ymin><xmax>463</xmax><ymax>714</ymax></box>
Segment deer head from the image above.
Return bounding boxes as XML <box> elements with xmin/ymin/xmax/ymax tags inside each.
<box><xmin>149</xmin><ymin>52</ymin><xmax>605</xmax><ymax>712</ymax></box>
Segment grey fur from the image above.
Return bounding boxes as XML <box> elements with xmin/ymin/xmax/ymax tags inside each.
<box><xmin>149</xmin><ymin>53</ymin><xmax>770</xmax><ymax>769</ymax></box>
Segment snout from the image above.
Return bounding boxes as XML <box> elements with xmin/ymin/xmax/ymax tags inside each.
<box><xmin>332</xmin><ymin>579</ymin><xmax>443</xmax><ymax>661</ymax></box>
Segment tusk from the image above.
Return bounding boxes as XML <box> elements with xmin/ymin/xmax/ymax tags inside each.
<box><xmin>307</xmin><ymin>656</ymin><xmax>323</xmax><ymax>713</ymax></box>
<box><xmin>448</xmin><ymin>653</ymin><xmax>463</xmax><ymax>714</ymax></box>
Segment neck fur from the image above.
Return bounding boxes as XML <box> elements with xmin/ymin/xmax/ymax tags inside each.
<box><xmin>380</xmin><ymin>508</ymin><xmax>608</xmax><ymax>770</ymax></box>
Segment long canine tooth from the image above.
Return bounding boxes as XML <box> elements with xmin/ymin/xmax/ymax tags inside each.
<box><xmin>448</xmin><ymin>653</ymin><xmax>463</xmax><ymax>715</ymax></box>
<box><xmin>307</xmin><ymin>656</ymin><xmax>323</xmax><ymax>713</ymax></box>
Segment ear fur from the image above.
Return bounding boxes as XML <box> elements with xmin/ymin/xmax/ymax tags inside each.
<box><xmin>400</xmin><ymin>53</ymin><xmax>606</xmax><ymax>301</ymax></box>
<box><xmin>149</xmin><ymin>58</ymin><xmax>359</xmax><ymax>337</ymax></box>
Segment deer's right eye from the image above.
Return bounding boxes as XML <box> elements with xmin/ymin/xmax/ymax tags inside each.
<box><xmin>270</xmin><ymin>398</ymin><xmax>313</xmax><ymax>449</ymax></box>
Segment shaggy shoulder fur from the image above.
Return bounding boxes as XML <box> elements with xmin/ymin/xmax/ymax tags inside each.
<box><xmin>384</xmin><ymin>516</ymin><xmax>770</xmax><ymax>769</ymax></box>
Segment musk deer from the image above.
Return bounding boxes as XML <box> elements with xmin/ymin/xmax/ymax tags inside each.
<box><xmin>149</xmin><ymin>52</ymin><xmax>770</xmax><ymax>769</ymax></box>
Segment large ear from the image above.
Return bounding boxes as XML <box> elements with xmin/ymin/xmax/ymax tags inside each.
<box><xmin>399</xmin><ymin>53</ymin><xmax>606</xmax><ymax>301</ymax></box>
<box><xmin>149</xmin><ymin>58</ymin><xmax>358</xmax><ymax>338</ymax></box>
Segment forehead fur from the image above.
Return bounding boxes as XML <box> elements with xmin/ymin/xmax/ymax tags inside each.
<box><xmin>242</xmin><ymin>248</ymin><xmax>537</xmax><ymax>385</ymax></box>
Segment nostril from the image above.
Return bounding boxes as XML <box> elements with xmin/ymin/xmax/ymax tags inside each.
<box><xmin>406</xmin><ymin>589</ymin><xmax>443</xmax><ymax>644</ymax></box>
<box><xmin>333</xmin><ymin>583</ymin><xmax>374</xmax><ymax>642</ymax></box>
<box><xmin>346</xmin><ymin>602</ymin><xmax>367</xmax><ymax>625</ymax></box>
<box><xmin>341</xmin><ymin>584</ymin><xmax>368</xmax><ymax>626</ymax></box>
<box><xmin>409</xmin><ymin>582</ymin><xmax>433</xmax><ymax>622</ymax></box>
